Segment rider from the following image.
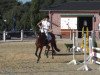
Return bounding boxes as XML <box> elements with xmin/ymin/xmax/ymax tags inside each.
<box><xmin>37</xmin><ymin>15</ymin><xmax>60</xmax><ymax>52</ymax></box>
<box><xmin>37</xmin><ymin>16</ymin><xmax>52</xmax><ymax>43</ymax></box>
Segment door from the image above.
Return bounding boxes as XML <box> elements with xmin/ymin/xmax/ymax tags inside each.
<box><xmin>77</xmin><ymin>17</ymin><xmax>93</xmax><ymax>38</ymax></box>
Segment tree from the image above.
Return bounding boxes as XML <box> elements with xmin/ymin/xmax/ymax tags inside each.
<box><xmin>0</xmin><ymin>0</ymin><xmax>17</xmax><ymax>31</ymax></box>
<box><xmin>0</xmin><ymin>0</ymin><xmax>17</xmax><ymax>13</ymax></box>
<box><xmin>53</xmin><ymin>0</ymin><xmax>66</xmax><ymax>4</ymax></box>
<box><xmin>16</xmin><ymin>2</ymin><xmax>31</xmax><ymax>31</ymax></box>
<box><xmin>41</xmin><ymin>0</ymin><xmax>55</xmax><ymax>8</ymax></box>
<box><xmin>3</xmin><ymin>1</ymin><xmax>31</xmax><ymax>31</ymax></box>
<box><xmin>30</xmin><ymin>0</ymin><xmax>40</xmax><ymax>31</ymax></box>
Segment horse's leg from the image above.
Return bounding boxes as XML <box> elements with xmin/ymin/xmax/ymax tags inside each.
<box><xmin>37</xmin><ymin>47</ymin><xmax>43</xmax><ymax>63</ymax></box>
<box><xmin>35</xmin><ymin>46</ymin><xmax>39</xmax><ymax>57</ymax></box>
<box><xmin>51</xmin><ymin>43</ymin><xmax>55</xmax><ymax>59</ymax></box>
<box><xmin>46</xmin><ymin>45</ymin><xmax>50</xmax><ymax>58</ymax></box>
<box><xmin>44</xmin><ymin>46</ymin><xmax>48</xmax><ymax>56</ymax></box>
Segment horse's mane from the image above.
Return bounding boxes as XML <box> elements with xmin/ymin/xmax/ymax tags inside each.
<box><xmin>36</xmin><ymin>32</ymin><xmax>47</xmax><ymax>45</ymax></box>
<box><xmin>38</xmin><ymin>32</ymin><xmax>46</xmax><ymax>39</ymax></box>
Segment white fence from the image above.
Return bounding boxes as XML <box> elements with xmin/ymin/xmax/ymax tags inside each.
<box><xmin>0</xmin><ymin>30</ymin><xmax>100</xmax><ymax>42</ymax></box>
<box><xmin>92</xmin><ymin>47</ymin><xmax>100</xmax><ymax>65</ymax></box>
<box><xmin>60</xmin><ymin>30</ymin><xmax>100</xmax><ymax>39</ymax></box>
<box><xmin>0</xmin><ymin>30</ymin><xmax>36</xmax><ymax>42</ymax></box>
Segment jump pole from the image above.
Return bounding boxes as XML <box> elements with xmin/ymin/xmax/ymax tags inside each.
<box><xmin>67</xmin><ymin>30</ymin><xmax>80</xmax><ymax>65</ymax></box>
<box><xmin>84</xmin><ymin>36</ymin><xmax>93</xmax><ymax>64</ymax></box>
<box><xmin>77</xmin><ymin>33</ymin><xmax>92</xmax><ymax>71</ymax></box>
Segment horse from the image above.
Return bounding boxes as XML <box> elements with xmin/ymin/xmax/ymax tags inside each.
<box><xmin>35</xmin><ymin>32</ymin><xmax>60</xmax><ymax>63</ymax></box>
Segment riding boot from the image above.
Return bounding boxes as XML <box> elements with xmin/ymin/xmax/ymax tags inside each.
<box><xmin>44</xmin><ymin>39</ymin><xmax>48</xmax><ymax>45</ymax></box>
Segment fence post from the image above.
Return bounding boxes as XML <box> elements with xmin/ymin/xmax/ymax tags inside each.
<box><xmin>91</xmin><ymin>30</ymin><xmax>94</xmax><ymax>38</ymax></box>
<box><xmin>21</xmin><ymin>30</ymin><xmax>23</xmax><ymax>41</ymax></box>
<box><xmin>75</xmin><ymin>30</ymin><xmax>78</xmax><ymax>46</ymax></box>
<box><xmin>91</xmin><ymin>30</ymin><xmax>95</xmax><ymax>47</ymax></box>
<box><xmin>77</xmin><ymin>33</ymin><xmax>92</xmax><ymax>71</ymax></box>
<box><xmin>70</xmin><ymin>30</ymin><xmax>72</xmax><ymax>40</ymax></box>
<box><xmin>67</xmin><ymin>30</ymin><xmax>80</xmax><ymax>65</ymax></box>
<box><xmin>3</xmin><ymin>30</ymin><xmax>6</xmax><ymax>42</ymax></box>
<box><xmin>89</xmin><ymin>36</ymin><xmax>93</xmax><ymax>63</ymax></box>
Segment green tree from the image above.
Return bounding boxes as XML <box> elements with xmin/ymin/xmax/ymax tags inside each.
<box><xmin>0</xmin><ymin>0</ymin><xmax>17</xmax><ymax>13</ymax></box>
<box><xmin>0</xmin><ymin>0</ymin><xmax>17</xmax><ymax>31</ymax></box>
<box><xmin>53</xmin><ymin>0</ymin><xmax>66</xmax><ymax>4</ymax></box>
<box><xmin>16</xmin><ymin>2</ymin><xmax>31</xmax><ymax>30</ymax></box>
<box><xmin>3</xmin><ymin>1</ymin><xmax>31</xmax><ymax>31</ymax></box>
<box><xmin>30</xmin><ymin>0</ymin><xmax>40</xmax><ymax>32</ymax></box>
<box><xmin>41</xmin><ymin>0</ymin><xmax>55</xmax><ymax>7</ymax></box>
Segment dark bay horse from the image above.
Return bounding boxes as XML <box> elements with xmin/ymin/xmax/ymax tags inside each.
<box><xmin>35</xmin><ymin>32</ymin><xmax>60</xmax><ymax>63</ymax></box>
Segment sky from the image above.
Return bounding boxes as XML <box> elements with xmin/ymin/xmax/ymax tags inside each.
<box><xmin>18</xmin><ymin>0</ymin><xmax>31</xmax><ymax>4</ymax></box>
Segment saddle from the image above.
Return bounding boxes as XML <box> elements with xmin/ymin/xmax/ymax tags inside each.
<box><xmin>40</xmin><ymin>33</ymin><xmax>49</xmax><ymax>45</ymax></box>
<box><xmin>41</xmin><ymin>32</ymin><xmax>53</xmax><ymax>45</ymax></box>
<box><xmin>37</xmin><ymin>32</ymin><xmax>55</xmax><ymax>45</ymax></box>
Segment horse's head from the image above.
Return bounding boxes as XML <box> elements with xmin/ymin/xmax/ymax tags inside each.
<box><xmin>36</xmin><ymin>32</ymin><xmax>47</xmax><ymax>40</ymax></box>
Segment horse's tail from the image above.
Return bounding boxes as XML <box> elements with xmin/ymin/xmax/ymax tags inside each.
<box><xmin>52</xmin><ymin>42</ymin><xmax>60</xmax><ymax>52</ymax></box>
<box><xmin>49</xmin><ymin>32</ymin><xmax>60</xmax><ymax>52</ymax></box>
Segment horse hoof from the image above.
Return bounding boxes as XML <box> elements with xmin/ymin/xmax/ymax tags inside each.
<box><xmin>35</xmin><ymin>53</ymin><xmax>38</xmax><ymax>57</ymax></box>
<box><xmin>37</xmin><ymin>60</ymin><xmax>39</xmax><ymax>63</ymax></box>
<box><xmin>53</xmin><ymin>50</ymin><xmax>56</xmax><ymax>55</ymax></box>
<box><xmin>46</xmin><ymin>56</ymin><xmax>49</xmax><ymax>58</ymax></box>
<box><xmin>56</xmin><ymin>49</ymin><xmax>60</xmax><ymax>52</ymax></box>
<box><xmin>52</xmin><ymin>57</ymin><xmax>54</xmax><ymax>59</ymax></box>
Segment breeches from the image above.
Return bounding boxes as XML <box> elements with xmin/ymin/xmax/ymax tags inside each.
<box><xmin>40</xmin><ymin>29</ymin><xmax>52</xmax><ymax>41</ymax></box>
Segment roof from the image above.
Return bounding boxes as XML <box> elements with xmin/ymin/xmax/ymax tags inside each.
<box><xmin>41</xmin><ymin>1</ymin><xmax>100</xmax><ymax>11</ymax></box>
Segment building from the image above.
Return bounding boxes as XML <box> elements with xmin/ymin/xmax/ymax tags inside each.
<box><xmin>41</xmin><ymin>1</ymin><xmax>100</xmax><ymax>38</ymax></box>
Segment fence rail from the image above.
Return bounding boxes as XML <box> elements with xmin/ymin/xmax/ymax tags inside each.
<box><xmin>0</xmin><ymin>30</ymin><xmax>36</xmax><ymax>42</ymax></box>
<box><xmin>0</xmin><ymin>30</ymin><xmax>100</xmax><ymax>42</ymax></box>
<box><xmin>59</xmin><ymin>30</ymin><xmax>100</xmax><ymax>39</ymax></box>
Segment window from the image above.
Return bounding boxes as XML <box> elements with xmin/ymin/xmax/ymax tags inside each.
<box><xmin>61</xmin><ymin>17</ymin><xmax>77</xmax><ymax>29</ymax></box>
